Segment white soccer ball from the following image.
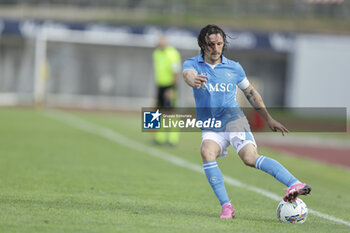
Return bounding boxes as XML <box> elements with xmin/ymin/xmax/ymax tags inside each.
<box><xmin>276</xmin><ymin>198</ymin><xmax>308</xmax><ymax>224</ymax></box>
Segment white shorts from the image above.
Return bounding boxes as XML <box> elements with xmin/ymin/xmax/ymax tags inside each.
<box><xmin>201</xmin><ymin>117</ymin><xmax>257</xmax><ymax>158</ymax></box>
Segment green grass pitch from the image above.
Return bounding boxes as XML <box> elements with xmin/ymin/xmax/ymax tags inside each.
<box><xmin>0</xmin><ymin>108</ymin><xmax>349</xmax><ymax>233</ymax></box>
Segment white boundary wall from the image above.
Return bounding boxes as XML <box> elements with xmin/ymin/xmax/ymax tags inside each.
<box><xmin>286</xmin><ymin>34</ymin><xmax>350</xmax><ymax>115</ymax></box>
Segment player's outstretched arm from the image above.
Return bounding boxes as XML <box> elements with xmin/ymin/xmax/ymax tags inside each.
<box><xmin>242</xmin><ymin>84</ymin><xmax>289</xmax><ymax>136</ymax></box>
<box><xmin>183</xmin><ymin>70</ymin><xmax>207</xmax><ymax>89</ymax></box>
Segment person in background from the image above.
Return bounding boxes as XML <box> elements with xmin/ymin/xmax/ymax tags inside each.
<box><xmin>152</xmin><ymin>35</ymin><xmax>181</xmax><ymax>146</ymax></box>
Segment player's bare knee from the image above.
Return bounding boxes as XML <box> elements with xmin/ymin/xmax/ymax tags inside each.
<box><xmin>201</xmin><ymin>147</ymin><xmax>217</xmax><ymax>162</ymax></box>
<box><xmin>201</xmin><ymin>140</ymin><xmax>220</xmax><ymax>162</ymax></box>
<box><xmin>242</xmin><ymin>154</ymin><xmax>257</xmax><ymax>167</ymax></box>
<box><xmin>238</xmin><ymin>144</ymin><xmax>258</xmax><ymax>167</ymax></box>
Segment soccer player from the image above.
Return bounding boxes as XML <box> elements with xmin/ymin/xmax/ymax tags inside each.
<box><xmin>153</xmin><ymin>35</ymin><xmax>181</xmax><ymax>146</ymax></box>
<box><xmin>182</xmin><ymin>25</ymin><xmax>311</xmax><ymax>219</ymax></box>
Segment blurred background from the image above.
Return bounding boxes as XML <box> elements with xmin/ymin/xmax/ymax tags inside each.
<box><xmin>0</xmin><ymin>0</ymin><xmax>350</xmax><ymax>112</ymax></box>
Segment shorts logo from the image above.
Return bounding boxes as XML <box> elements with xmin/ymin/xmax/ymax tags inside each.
<box><xmin>143</xmin><ymin>109</ymin><xmax>162</xmax><ymax>129</ymax></box>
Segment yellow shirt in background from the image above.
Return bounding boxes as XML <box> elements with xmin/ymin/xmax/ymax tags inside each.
<box><xmin>153</xmin><ymin>46</ymin><xmax>181</xmax><ymax>87</ymax></box>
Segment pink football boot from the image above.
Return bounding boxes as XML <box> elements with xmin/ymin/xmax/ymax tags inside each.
<box><xmin>283</xmin><ymin>183</ymin><xmax>312</xmax><ymax>202</ymax></box>
<box><xmin>220</xmin><ymin>203</ymin><xmax>235</xmax><ymax>219</ymax></box>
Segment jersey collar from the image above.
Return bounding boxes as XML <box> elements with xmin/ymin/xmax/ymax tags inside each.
<box><xmin>198</xmin><ymin>55</ymin><xmax>228</xmax><ymax>64</ymax></box>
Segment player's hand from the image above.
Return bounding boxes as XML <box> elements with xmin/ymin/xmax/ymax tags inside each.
<box><xmin>267</xmin><ymin>118</ymin><xmax>289</xmax><ymax>136</ymax></box>
<box><xmin>194</xmin><ymin>75</ymin><xmax>207</xmax><ymax>89</ymax></box>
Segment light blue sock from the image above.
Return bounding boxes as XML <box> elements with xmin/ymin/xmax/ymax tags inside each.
<box><xmin>203</xmin><ymin>160</ymin><xmax>230</xmax><ymax>206</ymax></box>
<box><xmin>255</xmin><ymin>155</ymin><xmax>299</xmax><ymax>187</ymax></box>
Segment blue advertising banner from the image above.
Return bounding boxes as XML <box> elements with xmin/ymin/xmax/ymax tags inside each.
<box><xmin>0</xmin><ymin>19</ymin><xmax>294</xmax><ymax>52</ymax></box>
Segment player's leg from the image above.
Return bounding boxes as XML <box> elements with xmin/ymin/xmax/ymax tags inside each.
<box><xmin>162</xmin><ymin>86</ymin><xmax>172</xmax><ymax>109</ymax></box>
<box><xmin>202</xmin><ymin>140</ymin><xmax>230</xmax><ymax>207</ymax></box>
<box><xmin>167</xmin><ymin>87</ymin><xmax>179</xmax><ymax>146</ymax></box>
<box><xmin>228</xmin><ymin>117</ymin><xmax>311</xmax><ymax>202</ymax></box>
<box><xmin>154</xmin><ymin>87</ymin><xmax>167</xmax><ymax>145</ymax></box>
<box><xmin>239</xmin><ymin>143</ymin><xmax>299</xmax><ymax>187</ymax></box>
<box><xmin>253</xmin><ymin>146</ymin><xmax>311</xmax><ymax>202</ymax></box>
<box><xmin>236</xmin><ymin>143</ymin><xmax>259</xmax><ymax>167</ymax></box>
<box><xmin>168</xmin><ymin>130</ymin><xmax>179</xmax><ymax>146</ymax></box>
<box><xmin>238</xmin><ymin>143</ymin><xmax>311</xmax><ymax>202</ymax></box>
<box><xmin>155</xmin><ymin>131</ymin><xmax>167</xmax><ymax>145</ymax></box>
<box><xmin>201</xmin><ymin>134</ymin><xmax>235</xmax><ymax>219</ymax></box>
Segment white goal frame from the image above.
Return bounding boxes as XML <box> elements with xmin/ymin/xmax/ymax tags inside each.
<box><xmin>30</xmin><ymin>26</ymin><xmax>198</xmax><ymax>110</ymax></box>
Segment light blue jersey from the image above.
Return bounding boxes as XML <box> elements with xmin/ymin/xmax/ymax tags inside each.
<box><xmin>183</xmin><ymin>55</ymin><xmax>249</xmax><ymax>130</ymax></box>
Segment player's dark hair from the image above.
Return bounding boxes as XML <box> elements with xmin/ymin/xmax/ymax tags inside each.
<box><xmin>198</xmin><ymin>24</ymin><xmax>227</xmax><ymax>56</ymax></box>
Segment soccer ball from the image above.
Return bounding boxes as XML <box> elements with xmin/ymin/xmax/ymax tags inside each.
<box><xmin>276</xmin><ymin>198</ymin><xmax>308</xmax><ymax>224</ymax></box>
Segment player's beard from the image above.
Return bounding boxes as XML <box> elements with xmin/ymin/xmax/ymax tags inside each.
<box><xmin>204</xmin><ymin>48</ymin><xmax>222</xmax><ymax>64</ymax></box>
<box><xmin>209</xmin><ymin>52</ymin><xmax>221</xmax><ymax>63</ymax></box>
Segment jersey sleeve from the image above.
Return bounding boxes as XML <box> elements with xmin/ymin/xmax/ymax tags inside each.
<box><xmin>236</xmin><ymin>63</ymin><xmax>250</xmax><ymax>90</ymax></box>
<box><xmin>182</xmin><ymin>57</ymin><xmax>198</xmax><ymax>74</ymax></box>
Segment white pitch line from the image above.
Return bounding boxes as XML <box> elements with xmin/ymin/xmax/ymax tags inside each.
<box><xmin>44</xmin><ymin>110</ymin><xmax>350</xmax><ymax>227</ymax></box>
